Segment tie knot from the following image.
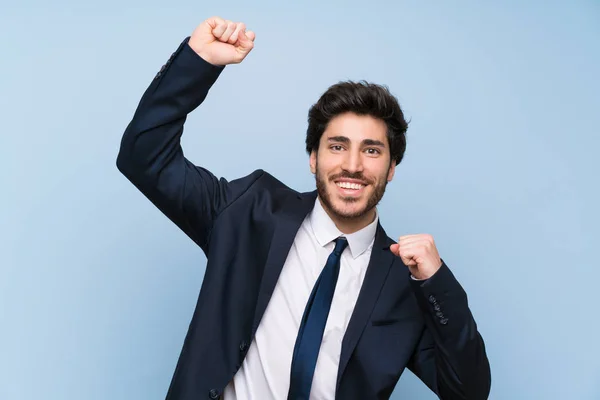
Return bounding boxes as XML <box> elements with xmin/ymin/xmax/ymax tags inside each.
<box><xmin>333</xmin><ymin>237</ymin><xmax>348</xmax><ymax>256</ymax></box>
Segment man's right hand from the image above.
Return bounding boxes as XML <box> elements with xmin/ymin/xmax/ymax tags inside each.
<box><xmin>189</xmin><ymin>17</ymin><xmax>256</xmax><ymax>66</ymax></box>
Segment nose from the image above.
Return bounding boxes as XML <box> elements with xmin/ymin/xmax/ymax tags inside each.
<box><xmin>341</xmin><ymin>149</ymin><xmax>364</xmax><ymax>173</ymax></box>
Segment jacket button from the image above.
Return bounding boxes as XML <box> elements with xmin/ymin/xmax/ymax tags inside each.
<box><xmin>440</xmin><ymin>318</ymin><xmax>448</xmax><ymax>325</ymax></box>
<box><xmin>209</xmin><ymin>388</ymin><xmax>219</xmax><ymax>399</ymax></box>
<box><xmin>428</xmin><ymin>295</ymin><xmax>437</xmax><ymax>304</ymax></box>
<box><xmin>239</xmin><ymin>341</ymin><xmax>249</xmax><ymax>352</ymax></box>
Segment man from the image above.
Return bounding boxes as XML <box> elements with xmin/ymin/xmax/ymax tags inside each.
<box><xmin>117</xmin><ymin>16</ymin><xmax>491</xmax><ymax>400</ymax></box>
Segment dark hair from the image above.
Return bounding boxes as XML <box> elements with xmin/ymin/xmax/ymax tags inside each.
<box><xmin>305</xmin><ymin>80</ymin><xmax>409</xmax><ymax>165</ymax></box>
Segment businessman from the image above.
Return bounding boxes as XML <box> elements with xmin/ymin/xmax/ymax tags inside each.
<box><xmin>117</xmin><ymin>16</ymin><xmax>491</xmax><ymax>400</ymax></box>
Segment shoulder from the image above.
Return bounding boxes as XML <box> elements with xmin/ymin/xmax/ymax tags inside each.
<box><xmin>245</xmin><ymin>169</ymin><xmax>303</xmax><ymax>194</ymax></box>
<box><xmin>229</xmin><ymin>169</ymin><xmax>314</xmax><ymax>204</ymax></box>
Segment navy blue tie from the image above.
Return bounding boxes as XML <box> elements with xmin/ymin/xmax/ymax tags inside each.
<box><xmin>288</xmin><ymin>237</ymin><xmax>349</xmax><ymax>400</ymax></box>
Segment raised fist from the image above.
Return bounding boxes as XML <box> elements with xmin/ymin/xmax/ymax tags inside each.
<box><xmin>389</xmin><ymin>234</ymin><xmax>443</xmax><ymax>280</ymax></box>
<box><xmin>189</xmin><ymin>16</ymin><xmax>256</xmax><ymax>66</ymax></box>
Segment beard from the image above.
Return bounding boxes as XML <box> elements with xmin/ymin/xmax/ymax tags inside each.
<box><xmin>315</xmin><ymin>164</ymin><xmax>389</xmax><ymax>221</ymax></box>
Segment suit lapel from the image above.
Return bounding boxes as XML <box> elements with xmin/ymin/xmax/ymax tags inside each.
<box><xmin>251</xmin><ymin>190</ymin><xmax>318</xmax><ymax>336</ymax></box>
<box><xmin>336</xmin><ymin>223</ymin><xmax>396</xmax><ymax>387</ymax></box>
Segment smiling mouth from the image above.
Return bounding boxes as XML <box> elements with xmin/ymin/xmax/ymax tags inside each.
<box><xmin>336</xmin><ymin>181</ymin><xmax>366</xmax><ymax>190</ymax></box>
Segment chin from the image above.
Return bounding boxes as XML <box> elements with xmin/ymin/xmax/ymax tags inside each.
<box><xmin>314</xmin><ymin>167</ymin><xmax>388</xmax><ymax>222</ymax></box>
<box><xmin>331</xmin><ymin>203</ymin><xmax>371</xmax><ymax>220</ymax></box>
<box><xmin>323</xmin><ymin>186</ymin><xmax>374</xmax><ymax>220</ymax></box>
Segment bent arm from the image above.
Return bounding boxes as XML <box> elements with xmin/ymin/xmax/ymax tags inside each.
<box><xmin>117</xmin><ymin>37</ymin><xmax>263</xmax><ymax>253</ymax></box>
<box><xmin>407</xmin><ymin>263</ymin><xmax>491</xmax><ymax>399</ymax></box>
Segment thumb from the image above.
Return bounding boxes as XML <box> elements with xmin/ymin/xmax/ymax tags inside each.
<box><xmin>238</xmin><ymin>30</ymin><xmax>255</xmax><ymax>52</ymax></box>
<box><xmin>390</xmin><ymin>243</ymin><xmax>417</xmax><ymax>267</ymax></box>
<box><xmin>245</xmin><ymin>30</ymin><xmax>256</xmax><ymax>42</ymax></box>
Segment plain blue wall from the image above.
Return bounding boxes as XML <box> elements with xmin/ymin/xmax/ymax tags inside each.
<box><xmin>2</xmin><ymin>1</ymin><xmax>599</xmax><ymax>399</ymax></box>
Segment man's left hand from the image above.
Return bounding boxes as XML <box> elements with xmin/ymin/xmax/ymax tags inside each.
<box><xmin>389</xmin><ymin>234</ymin><xmax>442</xmax><ymax>280</ymax></box>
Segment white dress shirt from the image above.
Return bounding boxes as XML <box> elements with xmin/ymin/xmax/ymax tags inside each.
<box><xmin>223</xmin><ymin>197</ymin><xmax>378</xmax><ymax>400</ymax></box>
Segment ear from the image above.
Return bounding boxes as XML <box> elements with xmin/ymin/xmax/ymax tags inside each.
<box><xmin>387</xmin><ymin>161</ymin><xmax>396</xmax><ymax>182</ymax></box>
<box><xmin>310</xmin><ymin>150</ymin><xmax>317</xmax><ymax>174</ymax></box>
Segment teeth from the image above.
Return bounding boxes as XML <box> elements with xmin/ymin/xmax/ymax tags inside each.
<box><xmin>336</xmin><ymin>182</ymin><xmax>364</xmax><ymax>190</ymax></box>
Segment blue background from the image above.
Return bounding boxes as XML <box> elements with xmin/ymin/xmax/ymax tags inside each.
<box><xmin>2</xmin><ymin>1</ymin><xmax>599</xmax><ymax>399</ymax></box>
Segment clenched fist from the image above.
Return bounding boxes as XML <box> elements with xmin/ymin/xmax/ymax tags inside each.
<box><xmin>389</xmin><ymin>234</ymin><xmax>443</xmax><ymax>280</ymax></box>
<box><xmin>189</xmin><ymin>16</ymin><xmax>256</xmax><ymax>66</ymax></box>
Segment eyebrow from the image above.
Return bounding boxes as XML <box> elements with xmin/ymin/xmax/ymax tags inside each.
<box><xmin>327</xmin><ymin>136</ymin><xmax>386</xmax><ymax>147</ymax></box>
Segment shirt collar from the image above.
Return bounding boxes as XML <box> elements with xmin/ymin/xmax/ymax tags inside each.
<box><xmin>309</xmin><ymin>197</ymin><xmax>378</xmax><ymax>259</ymax></box>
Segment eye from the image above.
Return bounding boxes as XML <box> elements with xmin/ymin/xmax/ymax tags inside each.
<box><xmin>330</xmin><ymin>145</ymin><xmax>345</xmax><ymax>151</ymax></box>
<box><xmin>365</xmin><ymin>148</ymin><xmax>381</xmax><ymax>155</ymax></box>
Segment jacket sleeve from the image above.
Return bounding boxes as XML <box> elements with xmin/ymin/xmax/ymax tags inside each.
<box><xmin>116</xmin><ymin>37</ymin><xmax>264</xmax><ymax>253</ymax></box>
<box><xmin>407</xmin><ymin>263</ymin><xmax>492</xmax><ymax>399</ymax></box>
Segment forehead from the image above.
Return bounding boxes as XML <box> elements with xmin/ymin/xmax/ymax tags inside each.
<box><xmin>323</xmin><ymin>112</ymin><xmax>388</xmax><ymax>144</ymax></box>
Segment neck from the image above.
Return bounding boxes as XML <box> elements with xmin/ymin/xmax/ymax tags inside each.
<box><xmin>318</xmin><ymin>197</ymin><xmax>377</xmax><ymax>234</ymax></box>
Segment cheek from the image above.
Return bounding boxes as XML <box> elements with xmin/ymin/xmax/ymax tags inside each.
<box><xmin>316</xmin><ymin>156</ymin><xmax>339</xmax><ymax>176</ymax></box>
<box><xmin>365</xmin><ymin>162</ymin><xmax>390</xmax><ymax>181</ymax></box>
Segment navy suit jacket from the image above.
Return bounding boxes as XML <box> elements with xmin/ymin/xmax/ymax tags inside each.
<box><xmin>116</xmin><ymin>37</ymin><xmax>491</xmax><ymax>400</ymax></box>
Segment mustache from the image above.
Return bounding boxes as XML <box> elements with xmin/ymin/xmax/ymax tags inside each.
<box><xmin>329</xmin><ymin>171</ymin><xmax>373</xmax><ymax>184</ymax></box>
